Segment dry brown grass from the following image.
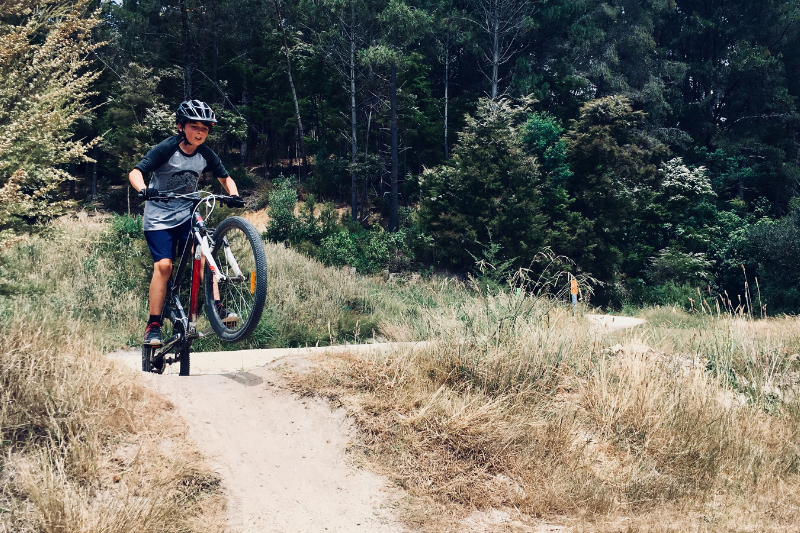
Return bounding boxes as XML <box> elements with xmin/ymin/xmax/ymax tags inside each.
<box><xmin>0</xmin><ymin>310</ymin><xmax>226</xmax><ymax>532</ymax></box>
<box><xmin>291</xmin><ymin>294</ymin><xmax>800</xmax><ymax>532</ymax></box>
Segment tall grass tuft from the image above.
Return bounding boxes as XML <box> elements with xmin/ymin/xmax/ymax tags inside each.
<box><xmin>0</xmin><ymin>308</ymin><xmax>225</xmax><ymax>532</ymax></box>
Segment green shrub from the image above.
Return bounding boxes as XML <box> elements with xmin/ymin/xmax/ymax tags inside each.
<box><xmin>645</xmin><ymin>248</ymin><xmax>712</xmax><ymax>286</ymax></box>
<box><xmin>418</xmin><ymin>98</ymin><xmax>546</xmax><ymax>270</ymax></box>
<box><xmin>317</xmin><ymin>230</ymin><xmax>359</xmax><ymax>268</ymax></box>
<box><xmin>110</xmin><ymin>213</ymin><xmax>143</xmax><ymax>237</ymax></box>
<box><xmin>264</xmin><ymin>178</ymin><xmax>298</xmax><ymax>243</ymax></box>
<box><xmin>228</xmin><ymin>165</ymin><xmax>256</xmax><ymax>189</ymax></box>
<box><xmin>100</xmin><ymin>214</ymin><xmax>150</xmax><ymax>297</ymax></box>
<box><xmin>318</xmin><ymin>226</ymin><xmax>413</xmax><ymax>274</ymax></box>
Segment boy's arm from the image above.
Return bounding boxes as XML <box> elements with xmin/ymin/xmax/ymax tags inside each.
<box><xmin>217</xmin><ymin>176</ymin><xmax>239</xmax><ymax>196</ymax></box>
<box><xmin>129</xmin><ymin>168</ymin><xmax>147</xmax><ymax>193</ymax></box>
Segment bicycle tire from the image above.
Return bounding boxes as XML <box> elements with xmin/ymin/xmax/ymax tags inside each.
<box><xmin>142</xmin><ymin>344</ymin><xmax>153</xmax><ymax>372</ymax></box>
<box><xmin>203</xmin><ymin>216</ymin><xmax>268</xmax><ymax>342</ymax></box>
<box><xmin>179</xmin><ymin>345</ymin><xmax>190</xmax><ymax>376</ymax></box>
<box><xmin>142</xmin><ymin>344</ymin><xmax>164</xmax><ymax>374</ymax></box>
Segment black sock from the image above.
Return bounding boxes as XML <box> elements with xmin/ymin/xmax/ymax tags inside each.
<box><xmin>214</xmin><ymin>300</ymin><xmax>222</xmax><ymax>308</ymax></box>
<box><xmin>148</xmin><ymin>315</ymin><xmax>161</xmax><ymax>325</ymax></box>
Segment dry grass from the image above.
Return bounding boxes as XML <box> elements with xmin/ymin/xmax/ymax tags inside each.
<box><xmin>0</xmin><ymin>215</ymin><xmax>225</xmax><ymax>532</ymax></box>
<box><xmin>292</xmin><ymin>292</ymin><xmax>800</xmax><ymax>532</ymax></box>
<box><xmin>0</xmin><ymin>310</ymin><xmax>226</xmax><ymax>532</ymax></box>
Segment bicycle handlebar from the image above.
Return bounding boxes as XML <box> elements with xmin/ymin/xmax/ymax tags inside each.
<box><xmin>144</xmin><ymin>191</ymin><xmax>237</xmax><ymax>205</ymax></box>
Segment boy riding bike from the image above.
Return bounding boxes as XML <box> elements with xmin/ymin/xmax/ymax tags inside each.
<box><xmin>129</xmin><ymin>99</ymin><xmax>245</xmax><ymax>347</ymax></box>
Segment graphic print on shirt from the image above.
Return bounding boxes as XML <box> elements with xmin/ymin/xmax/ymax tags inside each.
<box><xmin>162</xmin><ymin>170</ymin><xmax>200</xmax><ymax>195</ymax></box>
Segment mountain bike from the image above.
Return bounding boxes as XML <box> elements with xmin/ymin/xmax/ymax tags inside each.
<box><xmin>141</xmin><ymin>191</ymin><xmax>268</xmax><ymax>376</ymax></box>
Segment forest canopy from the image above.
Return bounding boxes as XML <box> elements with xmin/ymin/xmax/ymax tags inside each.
<box><xmin>5</xmin><ymin>0</ymin><xmax>800</xmax><ymax>311</ymax></box>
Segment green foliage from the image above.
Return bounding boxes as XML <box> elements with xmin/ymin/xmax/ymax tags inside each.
<box><xmin>264</xmin><ymin>178</ymin><xmax>299</xmax><ymax>243</ymax></box>
<box><xmin>0</xmin><ymin>0</ymin><xmax>100</xmax><ymax>241</ymax></box>
<box><xmin>263</xmin><ymin>178</ymin><xmax>339</xmax><ymax>248</ymax></box>
<box><xmin>227</xmin><ymin>166</ymin><xmax>257</xmax><ymax>189</ymax></box>
<box><xmin>645</xmin><ymin>248</ymin><xmax>712</xmax><ymax>287</ymax></box>
<box><xmin>99</xmin><ymin>214</ymin><xmax>150</xmax><ymax>298</ymax></box>
<box><xmin>729</xmin><ymin>213</ymin><xmax>800</xmax><ymax>314</ymax></box>
<box><xmin>468</xmin><ymin>235</ymin><xmax>517</xmax><ymax>295</ymax></box>
<box><xmin>318</xmin><ymin>226</ymin><xmax>413</xmax><ymax>274</ymax></box>
<box><xmin>419</xmin><ymin>98</ymin><xmax>546</xmax><ymax>270</ymax></box>
<box><xmin>98</xmin><ymin>63</ymin><xmax>175</xmax><ymax>185</ymax></box>
<box><xmin>566</xmin><ymin>96</ymin><xmax>670</xmax><ymax>292</ymax></box>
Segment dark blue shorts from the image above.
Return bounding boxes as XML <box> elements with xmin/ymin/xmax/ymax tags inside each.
<box><xmin>144</xmin><ymin>219</ymin><xmax>192</xmax><ymax>262</ymax></box>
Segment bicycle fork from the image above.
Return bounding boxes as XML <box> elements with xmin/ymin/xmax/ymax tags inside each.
<box><xmin>186</xmin><ymin>212</ymin><xmax>225</xmax><ymax>336</ymax></box>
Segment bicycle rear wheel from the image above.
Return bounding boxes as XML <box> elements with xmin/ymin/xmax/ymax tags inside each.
<box><xmin>204</xmin><ymin>216</ymin><xmax>267</xmax><ymax>342</ymax></box>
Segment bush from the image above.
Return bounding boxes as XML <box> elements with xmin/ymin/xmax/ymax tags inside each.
<box><xmin>100</xmin><ymin>214</ymin><xmax>150</xmax><ymax>298</ymax></box>
<box><xmin>228</xmin><ymin>165</ymin><xmax>257</xmax><ymax>189</ymax></box>
<box><xmin>645</xmin><ymin>248</ymin><xmax>712</xmax><ymax>286</ymax></box>
<box><xmin>263</xmin><ymin>178</ymin><xmax>298</xmax><ymax>243</ymax></box>
<box><xmin>318</xmin><ymin>226</ymin><xmax>413</xmax><ymax>274</ymax></box>
<box><xmin>739</xmin><ymin>214</ymin><xmax>800</xmax><ymax>314</ymax></box>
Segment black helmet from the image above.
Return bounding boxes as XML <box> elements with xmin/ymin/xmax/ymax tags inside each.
<box><xmin>176</xmin><ymin>100</ymin><xmax>217</xmax><ymax>125</ymax></box>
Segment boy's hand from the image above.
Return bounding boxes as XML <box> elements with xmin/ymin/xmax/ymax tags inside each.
<box><xmin>138</xmin><ymin>188</ymin><xmax>160</xmax><ymax>200</ymax></box>
<box><xmin>226</xmin><ymin>195</ymin><xmax>245</xmax><ymax>208</ymax></box>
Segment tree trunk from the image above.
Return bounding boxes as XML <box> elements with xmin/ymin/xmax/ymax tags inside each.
<box><xmin>491</xmin><ymin>0</ymin><xmax>500</xmax><ymax>100</ymax></box>
<box><xmin>273</xmin><ymin>0</ymin><xmax>308</xmax><ymax>183</ymax></box>
<box><xmin>241</xmin><ymin>47</ymin><xmax>249</xmax><ymax>166</ymax></box>
<box><xmin>212</xmin><ymin>29</ymin><xmax>219</xmax><ymax>83</ymax></box>
<box><xmin>91</xmin><ymin>147</ymin><xmax>98</xmax><ymax>201</ymax></box>
<box><xmin>389</xmin><ymin>62</ymin><xmax>399</xmax><ymax>232</ymax></box>
<box><xmin>362</xmin><ymin>108</ymin><xmax>372</xmax><ymax>223</ymax></box>
<box><xmin>444</xmin><ymin>30</ymin><xmax>450</xmax><ymax>161</ymax></box>
<box><xmin>350</xmin><ymin>1</ymin><xmax>358</xmax><ymax>221</ymax></box>
<box><xmin>179</xmin><ymin>0</ymin><xmax>193</xmax><ymax>98</ymax></box>
<box><xmin>241</xmin><ymin>89</ymin><xmax>249</xmax><ymax>166</ymax></box>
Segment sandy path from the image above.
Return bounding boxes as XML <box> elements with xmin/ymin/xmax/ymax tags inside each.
<box><xmin>586</xmin><ymin>314</ymin><xmax>645</xmax><ymax>332</ymax></box>
<box><xmin>112</xmin><ymin>346</ymin><xmax>410</xmax><ymax>533</ymax></box>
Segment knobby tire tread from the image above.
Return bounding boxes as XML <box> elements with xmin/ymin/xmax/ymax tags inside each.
<box><xmin>142</xmin><ymin>344</ymin><xmax>153</xmax><ymax>372</ymax></box>
<box><xmin>203</xmin><ymin>216</ymin><xmax>268</xmax><ymax>342</ymax></box>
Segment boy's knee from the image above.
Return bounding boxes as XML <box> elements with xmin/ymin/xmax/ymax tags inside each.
<box><xmin>154</xmin><ymin>259</ymin><xmax>173</xmax><ymax>277</ymax></box>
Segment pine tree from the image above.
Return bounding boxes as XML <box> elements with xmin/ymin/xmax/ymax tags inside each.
<box><xmin>419</xmin><ymin>98</ymin><xmax>546</xmax><ymax>270</ymax></box>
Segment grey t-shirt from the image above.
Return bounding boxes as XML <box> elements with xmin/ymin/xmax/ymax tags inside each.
<box><xmin>135</xmin><ymin>136</ymin><xmax>229</xmax><ymax>232</ymax></box>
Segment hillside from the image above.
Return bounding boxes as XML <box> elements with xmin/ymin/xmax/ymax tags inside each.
<box><xmin>3</xmin><ymin>214</ymin><xmax>800</xmax><ymax>531</ymax></box>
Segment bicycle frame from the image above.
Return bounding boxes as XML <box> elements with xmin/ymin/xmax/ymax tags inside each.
<box><xmin>152</xmin><ymin>195</ymin><xmax>230</xmax><ymax>361</ymax></box>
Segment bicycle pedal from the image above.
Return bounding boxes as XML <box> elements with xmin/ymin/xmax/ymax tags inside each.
<box><xmin>197</xmin><ymin>326</ymin><xmax>215</xmax><ymax>338</ymax></box>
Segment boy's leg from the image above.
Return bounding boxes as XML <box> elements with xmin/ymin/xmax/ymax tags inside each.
<box><xmin>200</xmin><ymin>255</ymin><xmax>239</xmax><ymax>325</ymax></box>
<box><xmin>143</xmin><ymin>258</ymin><xmax>172</xmax><ymax>346</ymax></box>
<box><xmin>144</xmin><ymin>226</ymin><xmax>185</xmax><ymax>346</ymax></box>
<box><xmin>149</xmin><ymin>258</ymin><xmax>173</xmax><ymax>315</ymax></box>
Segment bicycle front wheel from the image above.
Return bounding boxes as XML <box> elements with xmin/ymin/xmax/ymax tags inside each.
<box><xmin>204</xmin><ymin>216</ymin><xmax>268</xmax><ymax>342</ymax></box>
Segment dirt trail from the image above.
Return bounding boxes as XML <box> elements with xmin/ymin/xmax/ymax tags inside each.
<box><xmin>111</xmin><ymin>345</ymin><xmax>412</xmax><ymax>533</ymax></box>
<box><xmin>586</xmin><ymin>313</ymin><xmax>646</xmax><ymax>332</ymax></box>
<box><xmin>109</xmin><ymin>315</ymin><xmax>645</xmax><ymax>532</ymax></box>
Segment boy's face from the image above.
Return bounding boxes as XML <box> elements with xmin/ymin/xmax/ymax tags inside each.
<box><xmin>178</xmin><ymin>120</ymin><xmax>210</xmax><ymax>147</ymax></box>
